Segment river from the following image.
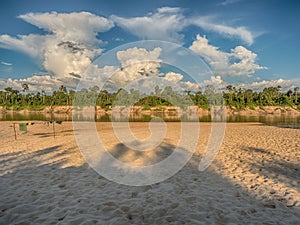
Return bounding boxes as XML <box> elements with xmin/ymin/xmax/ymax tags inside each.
<box><xmin>1</xmin><ymin>112</ymin><xmax>299</xmax><ymax>129</ymax></box>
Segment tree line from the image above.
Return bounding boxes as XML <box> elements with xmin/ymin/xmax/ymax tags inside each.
<box><xmin>0</xmin><ymin>84</ymin><xmax>299</xmax><ymax>111</ymax></box>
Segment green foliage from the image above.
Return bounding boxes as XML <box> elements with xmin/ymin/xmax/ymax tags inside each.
<box><xmin>0</xmin><ymin>84</ymin><xmax>299</xmax><ymax>111</ymax></box>
<box><xmin>248</xmin><ymin>104</ymin><xmax>256</xmax><ymax>110</ymax></box>
<box><xmin>142</xmin><ymin>106</ymin><xmax>151</xmax><ymax>111</ymax></box>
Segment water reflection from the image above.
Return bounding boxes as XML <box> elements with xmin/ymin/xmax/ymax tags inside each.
<box><xmin>0</xmin><ymin>112</ymin><xmax>299</xmax><ymax>128</ymax></box>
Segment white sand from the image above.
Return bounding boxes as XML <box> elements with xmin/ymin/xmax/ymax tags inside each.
<box><xmin>0</xmin><ymin>121</ymin><xmax>300</xmax><ymax>224</ymax></box>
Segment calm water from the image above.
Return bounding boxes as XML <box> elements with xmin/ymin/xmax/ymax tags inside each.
<box><xmin>1</xmin><ymin>112</ymin><xmax>300</xmax><ymax>129</ymax></box>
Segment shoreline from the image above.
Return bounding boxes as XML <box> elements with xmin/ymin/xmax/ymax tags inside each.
<box><xmin>1</xmin><ymin>105</ymin><xmax>300</xmax><ymax>116</ymax></box>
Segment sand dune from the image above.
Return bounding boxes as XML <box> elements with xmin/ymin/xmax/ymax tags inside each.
<box><xmin>0</xmin><ymin>121</ymin><xmax>299</xmax><ymax>224</ymax></box>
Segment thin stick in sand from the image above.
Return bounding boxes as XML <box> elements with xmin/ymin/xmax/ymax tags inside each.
<box><xmin>13</xmin><ymin>123</ymin><xmax>17</xmax><ymax>140</ymax></box>
<box><xmin>53</xmin><ymin>121</ymin><xmax>55</xmax><ymax>139</ymax></box>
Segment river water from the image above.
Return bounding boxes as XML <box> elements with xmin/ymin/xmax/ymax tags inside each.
<box><xmin>1</xmin><ymin>112</ymin><xmax>299</xmax><ymax>129</ymax></box>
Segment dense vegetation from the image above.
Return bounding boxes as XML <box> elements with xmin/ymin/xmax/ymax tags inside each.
<box><xmin>0</xmin><ymin>84</ymin><xmax>299</xmax><ymax>111</ymax></box>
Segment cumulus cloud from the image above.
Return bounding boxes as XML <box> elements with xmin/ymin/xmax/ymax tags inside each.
<box><xmin>108</xmin><ymin>47</ymin><xmax>162</xmax><ymax>87</ymax></box>
<box><xmin>202</xmin><ymin>75</ymin><xmax>225</xmax><ymax>89</ymax></box>
<box><xmin>179</xmin><ymin>81</ymin><xmax>200</xmax><ymax>92</ymax></box>
<box><xmin>229</xmin><ymin>46</ymin><xmax>266</xmax><ymax>76</ymax></box>
<box><xmin>189</xmin><ymin>35</ymin><xmax>229</xmax><ymax>71</ymax></box>
<box><xmin>189</xmin><ymin>34</ymin><xmax>265</xmax><ymax>76</ymax></box>
<box><xmin>0</xmin><ymin>75</ymin><xmax>63</xmax><ymax>93</ymax></box>
<box><xmin>85</xmin><ymin>65</ymin><xmax>119</xmax><ymax>81</ymax></box>
<box><xmin>117</xmin><ymin>47</ymin><xmax>161</xmax><ymax>68</ymax></box>
<box><xmin>0</xmin><ymin>65</ymin><xmax>120</xmax><ymax>93</ymax></box>
<box><xmin>105</xmin><ymin>47</ymin><xmax>201</xmax><ymax>92</ymax></box>
<box><xmin>18</xmin><ymin>12</ymin><xmax>113</xmax><ymax>46</ymax></box>
<box><xmin>164</xmin><ymin>72</ymin><xmax>183</xmax><ymax>83</ymax></box>
<box><xmin>119</xmin><ymin>75</ymin><xmax>200</xmax><ymax>94</ymax></box>
<box><xmin>0</xmin><ymin>12</ymin><xmax>114</xmax><ymax>79</ymax></box>
<box><xmin>163</xmin><ymin>72</ymin><xmax>200</xmax><ymax>92</ymax></box>
<box><xmin>43</xmin><ymin>40</ymin><xmax>99</xmax><ymax>78</ymax></box>
<box><xmin>198</xmin><ymin>75</ymin><xmax>299</xmax><ymax>93</ymax></box>
<box><xmin>0</xmin><ymin>9</ymin><xmax>259</xmax><ymax>92</ymax></box>
<box><xmin>88</xmin><ymin>47</ymin><xmax>203</xmax><ymax>93</ymax></box>
<box><xmin>0</xmin><ymin>12</ymin><xmax>114</xmax><ymax>93</ymax></box>
<box><xmin>235</xmin><ymin>78</ymin><xmax>296</xmax><ymax>92</ymax></box>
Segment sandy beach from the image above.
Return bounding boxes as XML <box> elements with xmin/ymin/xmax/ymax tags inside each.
<box><xmin>0</xmin><ymin>121</ymin><xmax>299</xmax><ymax>224</ymax></box>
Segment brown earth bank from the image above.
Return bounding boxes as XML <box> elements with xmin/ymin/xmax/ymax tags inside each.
<box><xmin>1</xmin><ymin>105</ymin><xmax>300</xmax><ymax>116</ymax></box>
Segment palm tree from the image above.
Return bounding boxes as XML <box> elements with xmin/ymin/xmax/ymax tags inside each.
<box><xmin>22</xmin><ymin>83</ymin><xmax>29</xmax><ymax>92</ymax></box>
<box><xmin>294</xmin><ymin>87</ymin><xmax>299</xmax><ymax>104</ymax></box>
<box><xmin>41</xmin><ymin>89</ymin><xmax>46</xmax><ymax>105</ymax></box>
<box><xmin>59</xmin><ymin>85</ymin><xmax>67</xmax><ymax>93</ymax></box>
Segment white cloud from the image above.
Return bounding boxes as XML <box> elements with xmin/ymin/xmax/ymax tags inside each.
<box><xmin>218</xmin><ymin>0</ymin><xmax>241</xmax><ymax>6</ymax></box>
<box><xmin>117</xmin><ymin>47</ymin><xmax>161</xmax><ymax>68</ymax></box>
<box><xmin>235</xmin><ymin>78</ymin><xmax>295</xmax><ymax>92</ymax></box>
<box><xmin>43</xmin><ymin>39</ymin><xmax>98</xmax><ymax>78</ymax></box>
<box><xmin>194</xmin><ymin>75</ymin><xmax>228</xmax><ymax>93</ymax></box>
<box><xmin>111</xmin><ymin>7</ymin><xmax>255</xmax><ymax>45</ymax></box>
<box><xmin>202</xmin><ymin>75</ymin><xmax>224</xmax><ymax>87</ymax></box>
<box><xmin>0</xmin><ymin>65</ymin><xmax>119</xmax><ymax>93</ymax></box>
<box><xmin>156</xmin><ymin>7</ymin><xmax>182</xmax><ymax>14</ymax></box>
<box><xmin>0</xmin><ymin>12</ymin><xmax>114</xmax><ymax>78</ymax></box>
<box><xmin>0</xmin><ymin>34</ymin><xmax>45</xmax><ymax>57</ymax></box>
<box><xmin>0</xmin><ymin>10</ymin><xmax>260</xmax><ymax>92</ymax></box>
<box><xmin>108</xmin><ymin>47</ymin><xmax>162</xmax><ymax>87</ymax></box>
<box><xmin>189</xmin><ymin>34</ymin><xmax>265</xmax><ymax>76</ymax></box>
<box><xmin>0</xmin><ymin>45</ymin><xmax>199</xmax><ymax>94</ymax></box>
<box><xmin>18</xmin><ymin>12</ymin><xmax>113</xmax><ymax>46</ymax></box>
<box><xmin>114</xmin><ymin>37</ymin><xmax>124</xmax><ymax>42</ymax></box>
<box><xmin>188</xmin><ymin>16</ymin><xmax>254</xmax><ymax>45</ymax></box>
<box><xmin>1</xmin><ymin>61</ymin><xmax>12</xmax><ymax>66</ymax></box>
<box><xmin>229</xmin><ymin>46</ymin><xmax>266</xmax><ymax>76</ymax></box>
<box><xmin>91</xmin><ymin>47</ymin><xmax>202</xmax><ymax>93</ymax></box>
<box><xmin>164</xmin><ymin>72</ymin><xmax>183</xmax><ymax>83</ymax></box>
<box><xmin>0</xmin><ymin>75</ymin><xmax>63</xmax><ymax>93</ymax></box>
<box><xmin>85</xmin><ymin>65</ymin><xmax>119</xmax><ymax>81</ymax></box>
<box><xmin>110</xmin><ymin>7</ymin><xmax>186</xmax><ymax>43</ymax></box>
<box><xmin>158</xmin><ymin>71</ymin><xmax>200</xmax><ymax>92</ymax></box>
<box><xmin>179</xmin><ymin>81</ymin><xmax>200</xmax><ymax>91</ymax></box>
<box><xmin>189</xmin><ymin>35</ymin><xmax>229</xmax><ymax>71</ymax></box>
<box><xmin>199</xmin><ymin>76</ymin><xmax>299</xmax><ymax>93</ymax></box>
<box><xmin>73</xmin><ymin>47</ymin><xmax>163</xmax><ymax>92</ymax></box>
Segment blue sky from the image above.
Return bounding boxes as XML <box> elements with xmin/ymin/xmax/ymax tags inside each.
<box><xmin>0</xmin><ymin>0</ymin><xmax>299</xmax><ymax>92</ymax></box>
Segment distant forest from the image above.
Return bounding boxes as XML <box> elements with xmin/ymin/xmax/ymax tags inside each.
<box><xmin>0</xmin><ymin>84</ymin><xmax>299</xmax><ymax>111</ymax></box>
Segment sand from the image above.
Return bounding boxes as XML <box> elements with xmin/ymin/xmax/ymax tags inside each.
<box><xmin>0</xmin><ymin>121</ymin><xmax>299</xmax><ymax>224</ymax></box>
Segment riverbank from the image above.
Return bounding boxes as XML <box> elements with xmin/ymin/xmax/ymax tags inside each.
<box><xmin>0</xmin><ymin>122</ymin><xmax>299</xmax><ymax>224</ymax></box>
<box><xmin>1</xmin><ymin>105</ymin><xmax>300</xmax><ymax>116</ymax></box>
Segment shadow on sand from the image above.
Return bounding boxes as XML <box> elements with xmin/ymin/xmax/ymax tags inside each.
<box><xmin>241</xmin><ymin>146</ymin><xmax>300</xmax><ymax>193</ymax></box>
<box><xmin>0</xmin><ymin>142</ymin><xmax>300</xmax><ymax>225</ymax></box>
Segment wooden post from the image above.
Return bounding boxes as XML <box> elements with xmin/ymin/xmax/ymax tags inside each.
<box><xmin>13</xmin><ymin>123</ymin><xmax>17</xmax><ymax>140</ymax></box>
<box><xmin>53</xmin><ymin>122</ymin><xmax>55</xmax><ymax>139</ymax></box>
